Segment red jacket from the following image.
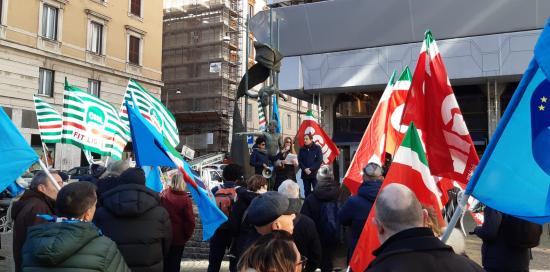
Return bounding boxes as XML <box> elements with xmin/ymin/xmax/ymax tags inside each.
<box><xmin>160</xmin><ymin>188</ymin><xmax>195</xmax><ymax>246</ymax></box>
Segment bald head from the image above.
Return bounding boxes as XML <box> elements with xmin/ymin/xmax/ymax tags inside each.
<box><xmin>375</xmin><ymin>184</ymin><xmax>424</xmax><ymax>234</ymax></box>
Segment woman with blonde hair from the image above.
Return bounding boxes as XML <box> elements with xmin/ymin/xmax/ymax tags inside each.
<box><xmin>238</xmin><ymin>230</ymin><xmax>306</xmax><ymax>272</ymax></box>
<box><xmin>160</xmin><ymin>173</ymin><xmax>195</xmax><ymax>272</ymax></box>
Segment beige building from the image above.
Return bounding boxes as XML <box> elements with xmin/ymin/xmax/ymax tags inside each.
<box><xmin>0</xmin><ymin>0</ymin><xmax>163</xmax><ymax>170</ymax></box>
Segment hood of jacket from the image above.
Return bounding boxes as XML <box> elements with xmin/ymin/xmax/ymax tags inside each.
<box><xmin>358</xmin><ymin>180</ymin><xmax>382</xmax><ymax>203</ymax></box>
<box><xmin>101</xmin><ymin>183</ymin><xmax>160</xmax><ymax>217</ymax></box>
<box><xmin>23</xmin><ymin>222</ymin><xmax>100</xmax><ymax>265</ymax></box>
<box><xmin>11</xmin><ymin>189</ymin><xmax>55</xmax><ymax>220</ymax></box>
<box><xmin>313</xmin><ymin>182</ymin><xmax>339</xmax><ymax>201</ymax></box>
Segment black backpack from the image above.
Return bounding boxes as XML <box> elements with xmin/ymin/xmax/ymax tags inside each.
<box><xmin>319</xmin><ymin>201</ymin><xmax>341</xmax><ymax>245</ymax></box>
<box><xmin>501</xmin><ymin>214</ymin><xmax>542</xmax><ymax>248</ymax></box>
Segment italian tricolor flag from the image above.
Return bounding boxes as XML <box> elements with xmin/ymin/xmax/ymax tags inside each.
<box><xmin>350</xmin><ymin>122</ymin><xmax>444</xmax><ymax>271</ymax></box>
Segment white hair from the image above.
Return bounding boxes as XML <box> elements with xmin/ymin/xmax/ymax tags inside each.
<box><xmin>277</xmin><ymin>179</ymin><xmax>300</xmax><ymax>199</ymax></box>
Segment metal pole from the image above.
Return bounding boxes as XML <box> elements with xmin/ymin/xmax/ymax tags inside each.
<box><xmin>441</xmin><ymin>192</ymin><xmax>470</xmax><ymax>242</ymax></box>
<box><xmin>244</xmin><ymin>14</ymin><xmax>250</xmax><ymax>131</ymax></box>
<box><xmin>317</xmin><ymin>93</ymin><xmax>321</xmax><ymax>124</ymax></box>
<box><xmin>267</xmin><ymin>7</ymin><xmax>273</xmax><ymax>122</ymax></box>
<box><xmin>41</xmin><ymin>142</ymin><xmax>50</xmax><ymax>169</ymax></box>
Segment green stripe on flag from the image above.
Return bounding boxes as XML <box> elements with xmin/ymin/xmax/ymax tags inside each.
<box><xmin>62</xmin><ymin>112</ymin><xmax>84</xmax><ymax>121</ymax></box>
<box><xmin>397</xmin><ymin>122</ymin><xmax>428</xmax><ymax>166</ymax></box>
<box><xmin>38</xmin><ymin>117</ymin><xmax>62</xmax><ymax>122</ymax></box>
<box><xmin>41</xmin><ymin>132</ymin><xmax>62</xmax><ymax>136</ymax></box>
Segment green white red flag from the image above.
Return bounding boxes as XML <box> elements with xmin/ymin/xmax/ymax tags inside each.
<box><xmin>119</xmin><ymin>79</ymin><xmax>180</xmax><ymax>148</ymax></box>
<box><xmin>401</xmin><ymin>31</ymin><xmax>479</xmax><ymax>186</ymax></box>
<box><xmin>350</xmin><ymin>122</ymin><xmax>444</xmax><ymax>271</ymax></box>
<box><xmin>62</xmin><ymin>79</ymin><xmax>130</xmax><ymax>160</ymax></box>
<box><xmin>296</xmin><ymin>111</ymin><xmax>340</xmax><ymax>165</ymax></box>
<box><xmin>33</xmin><ymin>95</ymin><xmax>62</xmax><ymax>143</ymax></box>
<box><xmin>343</xmin><ymin>70</ymin><xmax>396</xmax><ymax>195</ymax></box>
<box><xmin>258</xmin><ymin>96</ymin><xmax>266</xmax><ymax>131</ymax></box>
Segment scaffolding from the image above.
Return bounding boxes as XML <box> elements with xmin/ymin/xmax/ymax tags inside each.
<box><xmin>163</xmin><ymin>0</ymin><xmax>242</xmax><ymax>155</ymax></box>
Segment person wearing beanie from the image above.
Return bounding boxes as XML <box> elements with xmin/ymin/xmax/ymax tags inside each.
<box><xmin>94</xmin><ymin>168</ymin><xmax>173</xmax><ymax>272</ymax></box>
<box><xmin>279</xmin><ymin>180</ymin><xmax>322</xmax><ymax>272</ymax></box>
<box><xmin>301</xmin><ymin>165</ymin><xmax>342</xmax><ymax>272</ymax></box>
<box><xmin>338</xmin><ymin>162</ymin><xmax>383</xmax><ymax>262</ymax></box>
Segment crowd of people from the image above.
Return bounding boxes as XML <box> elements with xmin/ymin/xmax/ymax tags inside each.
<box><xmin>4</xmin><ymin>133</ymin><xmax>544</xmax><ymax>272</ymax></box>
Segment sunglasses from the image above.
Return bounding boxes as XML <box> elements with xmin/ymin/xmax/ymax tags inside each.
<box><xmin>296</xmin><ymin>255</ymin><xmax>308</xmax><ymax>270</ymax></box>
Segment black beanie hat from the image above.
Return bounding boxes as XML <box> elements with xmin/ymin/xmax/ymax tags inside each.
<box><xmin>119</xmin><ymin>168</ymin><xmax>146</xmax><ymax>185</ymax></box>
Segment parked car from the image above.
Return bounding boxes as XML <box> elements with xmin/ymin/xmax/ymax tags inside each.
<box><xmin>204</xmin><ymin>164</ymin><xmax>227</xmax><ymax>173</ymax></box>
<box><xmin>201</xmin><ymin>168</ymin><xmax>223</xmax><ymax>190</ymax></box>
<box><xmin>67</xmin><ymin>166</ymin><xmax>90</xmax><ymax>180</ymax></box>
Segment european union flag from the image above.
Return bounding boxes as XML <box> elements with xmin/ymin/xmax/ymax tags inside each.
<box><xmin>466</xmin><ymin>18</ymin><xmax>550</xmax><ymax>224</ymax></box>
<box><xmin>0</xmin><ymin>107</ymin><xmax>39</xmax><ymax>193</ymax></box>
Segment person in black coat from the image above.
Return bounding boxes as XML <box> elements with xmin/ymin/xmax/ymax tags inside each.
<box><xmin>473</xmin><ymin>206</ymin><xmax>531</xmax><ymax>272</ymax></box>
<box><xmin>298</xmin><ymin>134</ymin><xmax>323</xmax><ymax>197</ymax></box>
<box><xmin>249</xmin><ymin>137</ymin><xmax>271</xmax><ymax>175</ymax></box>
<box><xmin>273</xmin><ymin>137</ymin><xmax>298</xmax><ymax>190</ymax></box>
<box><xmin>279</xmin><ymin>180</ymin><xmax>322</xmax><ymax>272</ymax></box>
<box><xmin>338</xmin><ymin>163</ymin><xmax>383</xmax><ymax>261</ymax></box>
<box><xmin>301</xmin><ymin>166</ymin><xmax>341</xmax><ymax>272</ymax></box>
<box><xmin>94</xmin><ymin>168</ymin><xmax>172</xmax><ymax>272</ymax></box>
<box><xmin>366</xmin><ymin>184</ymin><xmax>483</xmax><ymax>272</ymax></box>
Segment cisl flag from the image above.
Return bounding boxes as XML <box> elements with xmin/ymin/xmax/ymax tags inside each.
<box><xmin>296</xmin><ymin>111</ymin><xmax>339</xmax><ymax>165</ymax></box>
<box><xmin>385</xmin><ymin>67</ymin><xmax>411</xmax><ymax>156</ymax></box>
<box><xmin>343</xmin><ymin>70</ymin><xmax>396</xmax><ymax>195</ymax></box>
<box><xmin>401</xmin><ymin>31</ymin><xmax>479</xmax><ymax>185</ymax></box>
<box><xmin>350</xmin><ymin>122</ymin><xmax>444</xmax><ymax>271</ymax></box>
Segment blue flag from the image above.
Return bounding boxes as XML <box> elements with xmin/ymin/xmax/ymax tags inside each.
<box><xmin>125</xmin><ymin>99</ymin><xmax>227</xmax><ymax>240</ymax></box>
<box><xmin>466</xmin><ymin>18</ymin><xmax>550</xmax><ymax>224</ymax></box>
<box><xmin>272</xmin><ymin>94</ymin><xmax>281</xmax><ymax>133</ymax></box>
<box><xmin>144</xmin><ymin>166</ymin><xmax>163</xmax><ymax>193</ymax></box>
<box><xmin>0</xmin><ymin>107</ymin><xmax>39</xmax><ymax>193</ymax></box>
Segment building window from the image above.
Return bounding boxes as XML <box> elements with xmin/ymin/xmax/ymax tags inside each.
<box><xmin>130</xmin><ymin>0</ymin><xmax>141</xmax><ymax>17</ymax></box>
<box><xmin>42</xmin><ymin>4</ymin><xmax>58</xmax><ymax>40</ymax></box>
<box><xmin>246</xmin><ymin>103</ymin><xmax>252</xmax><ymax>122</ymax></box>
<box><xmin>88</xmin><ymin>79</ymin><xmax>101</xmax><ymax>97</ymax></box>
<box><xmin>128</xmin><ymin>35</ymin><xmax>140</xmax><ymax>65</ymax></box>
<box><xmin>287</xmin><ymin>114</ymin><xmax>292</xmax><ymax>129</ymax></box>
<box><xmin>89</xmin><ymin>21</ymin><xmax>103</xmax><ymax>54</ymax></box>
<box><xmin>38</xmin><ymin>68</ymin><xmax>54</xmax><ymax>97</ymax></box>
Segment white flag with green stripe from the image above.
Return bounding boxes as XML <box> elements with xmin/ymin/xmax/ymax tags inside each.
<box><xmin>258</xmin><ymin>97</ymin><xmax>266</xmax><ymax>132</ymax></box>
<box><xmin>62</xmin><ymin>80</ymin><xmax>130</xmax><ymax>160</ymax></box>
<box><xmin>33</xmin><ymin>95</ymin><xmax>62</xmax><ymax>143</ymax></box>
<box><xmin>119</xmin><ymin>79</ymin><xmax>180</xmax><ymax>148</ymax></box>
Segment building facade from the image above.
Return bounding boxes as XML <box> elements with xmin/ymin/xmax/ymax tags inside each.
<box><xmin>0</xmin><ymin>0</ymin><xmax>163</xmax><ymax>170</ymax></box>
<box><xmin>163</xmin><ymin>0</ymin><xmax>315</xmax><ymax>156</ymax></box>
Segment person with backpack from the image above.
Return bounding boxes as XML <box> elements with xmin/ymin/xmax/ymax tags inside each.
<box><xmin>473</xmin><ymin>205</ymin><xmax>542</xmax><ymax>272</ymax></box>
<box><xmin>338</xmin><ymin>163</ymin><xmax>383</xmax><ymax>262</ymax></box>
<box><xmin>301</xmin><ymin>165</ymin><xmax>342</xmax><ymax>272</ymax></box>
<box><xmin>228</xmin><ymin>175</ymin><xmax>268</xmax><ymax>267</ymax></box>
<box><xmin>208</xmin><ymin>164</ymin><xmax>245</xmax><ymax>272</ymax></box>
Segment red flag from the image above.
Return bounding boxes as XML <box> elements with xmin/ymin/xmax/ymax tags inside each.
<box><xmin>350</xmin><ymin>123</ymin><xmax>444</xmax><ymax>271</ymax></box>
<box><xmin>385</xmin><ymin>67</ymin><xmax>412</xmax><ymax>156</ymax></box>
<box><xmin>401</xmin><ymin>31</ymin><xmax>479</xmax><ymax>186</ymax></box>
<box><xmin>343</xmin><ymin>70</ymin><xmax>397</xmax><ymax>194</ymax></box>
<box><xmin>296</xmin><ymin>111</ymin><xmax>340</xmax><ymax>165</ymax></box>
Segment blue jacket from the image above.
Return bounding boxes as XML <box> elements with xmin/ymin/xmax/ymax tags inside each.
<box><xmin>250</xmin><ymin>148</ymin><xmax>270</xmax><ymax>175</ymax></box>
<box><xmin>298</xmin><ymin>143</ymin><xmax>323</xmax><ymax>179</ymax></box>
<box><xmin>338</xmin><ymin>180</ymin><xmax>382</xmax><ymax>259</ymax></box>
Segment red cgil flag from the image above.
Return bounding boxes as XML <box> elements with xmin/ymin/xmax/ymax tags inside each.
<box><xmin>296</xmin><ymin>111</ymin><xmax>340</xmax><ymax>165</ymax></box>
<box><xmin>401</xmin><ymin>31</ymin><xmax>479</xmax><ymax>186</ymax></box>
<box><xmin>342</xmin><ymin>70</ymin><xmax>397</xmax><ymax>194</ymax></box>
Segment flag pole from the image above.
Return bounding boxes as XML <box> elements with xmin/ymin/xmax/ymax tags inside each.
<box><xmin>37</xmin><ymin>159</ymin><xmax>61</xmax><ymax>191</ymax></box>
<box><xmin>440</xmin><ymin>192</ymin><xmax>469</xmax><ymax>242</ymax></box>
<box><xmin>41</xmin><ymin>142</ymin><xmax>50</xmax><ymax>169</ymax></box>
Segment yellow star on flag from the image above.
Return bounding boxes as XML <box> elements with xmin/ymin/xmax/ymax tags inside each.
<box><xmin>541</xmin><ymin>96</ymin><xmax>548</xmax><ymax>103</ymax></box>
<box><xmin>539</xmin><ymin>105</ymin><xmax>545</xmax><ymax>111</ymax></box>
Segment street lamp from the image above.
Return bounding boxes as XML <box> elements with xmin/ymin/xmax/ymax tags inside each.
<box><xmin>165</xmin><ymin>88</ymin><xmax>182</xmax><ymax>108</ymax></box>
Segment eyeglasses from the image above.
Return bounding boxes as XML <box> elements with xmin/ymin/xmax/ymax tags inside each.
<box><xmin>296</xmin><ymin>255</ymin><xmax>308</xmax><ymax>270</ymax></box>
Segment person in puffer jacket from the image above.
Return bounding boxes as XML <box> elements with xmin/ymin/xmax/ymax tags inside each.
<box><xmin>22</xmin><ymin>181</ymin><xmax>130</xmax><ymax>272</ymax></box>
<box><xmin>94</xmin><ymin>168</ymin><xmax>172</xmax><ymax>272</ymax></box>
<box><xmin>338</xmin><ymin>163</ymin><xmax>383</xmax><ymax>262</ymax></box>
